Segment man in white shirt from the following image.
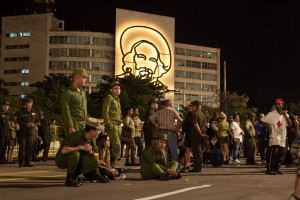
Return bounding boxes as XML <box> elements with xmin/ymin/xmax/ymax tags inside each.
<box><xmin>230</xmin><ymin>115</ymin><xmax>244</xmax><ymax>163</ymax></box>
<box><xmin>262</xmin><ymin>98</ymin><xmax>291</xmax><ymax>175</ymax></box>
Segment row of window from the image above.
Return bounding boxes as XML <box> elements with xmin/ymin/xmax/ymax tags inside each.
<box><xmin>5</xmin><ymin>44</ymin><xmax>30</xmax><ymax>50</ymax></box>
<box><xmin>175</xmin><ymin>70</ymin><xmax>217</xmax><ymax>81</ymax></box>
<box><xmin>4</xmin><ymin>57</ymin><xmax>29</xmax><ymax>62</ymax></box>
<box><xmin>174</xmin><ymin>93</ymin><xmax>217</xmax><ymax>102</ymax></box>
<box><xmin>6</xmin><ymin>32</ymin><xmax>31</xmax><ymax>37</ymax></box>
<box><xmin>175</xmin><ymin>59</ymin><xmax>217</xmax><ymax>70</ymax></box>
<box><xmin>49</xmin><ymin>48</ymin><xmax>115</xmax><ymax>59</ymax></box>
<box><xmin>4</xmin><ymin>69</ymin><xmax>30</xmax><ymax>74</ymax></box>
<box><xmin>175</xmin><ymin>82</ymin><xmax>217</xmax><ymax>91</ymax></box>
<box><xmin>49</xmin><ymin>61</ymin><xmax>114</xmax><ymax>71</ymax></box>
<box><xmin>4</xmin><ymin>82</ymin><xmax>29</xmax><ymax>86</ymax></box>
<box><xmin>49</xmin><ymin>36</ymin><xmax>114</xmax><ymax>46</ymax></box>
<box><xmin>175</xmin><ymin>47</ymin><xmax>217</xmax><ymax>59</ymax></box>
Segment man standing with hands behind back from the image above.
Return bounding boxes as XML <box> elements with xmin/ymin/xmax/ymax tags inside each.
<box><xmin>102</xmin><ymin>81</ymin><xmax>122</xmax><ymax>167</ymax></box>
<box><xmin>61</xmin><ymin>68</ymin><xmax>88</xmax><ymax>137</ymax></box>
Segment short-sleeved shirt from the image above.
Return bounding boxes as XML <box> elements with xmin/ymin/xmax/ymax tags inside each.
<box><xmin>230</xmin><ymin>121</ymin><xmax>243</xmax><ymax>141</ymax></box>
<box><xmin>245</xmin><ymin>120</ymin><xmax>256</xmax><ymax>137</ymax></box>
<box><xmin>133</xmin><ymin>116</ymin><xmax>143</xmax><ymax>137</ymax></box>
<box><xmin>57</xmin><ymin>130</ymin><xmax>99</xmax><ymax>156</ymax></box>
<box><xmin>123</xmin><ymin>115</ymin><xmax>135</xmax><ymax>137</ymax></box>
<box><xmin>149</xmin><ymin>108</ymin><xmax>182</xmax><ymax>130</ymax></box>
<box><xmin>261</xmin><ymin>110</ymin><xmax>288</xmax><ymax>147</ymax></box>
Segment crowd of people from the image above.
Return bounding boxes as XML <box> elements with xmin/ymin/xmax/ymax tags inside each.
<box><xmin>1</xmin><ymin>68</ymin><xmax>300</xmax><ymax>198</ymax></box>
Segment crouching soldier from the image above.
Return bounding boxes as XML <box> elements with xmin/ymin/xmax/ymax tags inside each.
<box><xmin>140</xmin><ymin>131</ymin><xmax>181</xmax><ymax>181</ymax></box>
<box><xmin>56</xmin><ymin>117</ymin><xmax>109</xmax><ymax>187</ymax></box>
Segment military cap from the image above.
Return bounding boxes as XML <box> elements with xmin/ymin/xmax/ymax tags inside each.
<box><xmin>86</xmin><ymin>117</ymin><xmax>104</xmax><ymax>132</ymax></box>
<box><xmin>110</xmin><ymin>81</ymin><xmax>120</xmax><ymax>88</ymax></box>
<box><xmin>2</xmin><ymin>101</ymin><xmax>9</xmax><ymax>106</ymax></box>
<box><xmin>152</xmin><ymin>131</ymin><xmax>167</xmax><ymax>141</ymax></box>
<box><xmin>72</xmin><ymin>68</ymin><xmax>87</xmax><ymax>78</ymax></box>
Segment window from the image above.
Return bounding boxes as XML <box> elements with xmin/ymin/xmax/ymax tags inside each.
<box><xmin>175</xmin><ymin>70</ymin><xmax>185</xmax><ymax>78</ymax></box>
<box><xmin>49</xmin><ymin>48</ymin><xmax>68</xmax><ymax>56</ymax></box>
<box><xmin>186</xmin><ymin>71</ymin><xmax>201</xmax><ymax>79</ymax></box>
<box><xmin>175</xmin><ymin>59</ymin><xmax>185</xmax><ymax>66</ymax></box>
<box><xmin>202</xmin><ymin>73</ymin><xmax>217</xmax><ymax>81</ymax></box>
<box><xmin>174</xmin><ymin>93</ymin><xmax>184</xmax><ymax>100</ymax></box>
<box><xmin>92</xmin><ymin>37</ymin><xmax>114</xmax><ymax>46</ymax></box>
<box><xmin>49</xmin><ymin>61</ymin><xmax>68</xmax><ymax>69</ymax></box>
<box><xmin>202</xmin><ymin>84</ymin><xmax>217</xmax><ymax>91</ymax></box>
<box><xmin>202</xmin><ymin>62</ymin><xmax>217</xmax><ymax>70</ymax></box>
<box><xmin>69</xmin><ymin>49</ymin><xmax>90</xmax><ymax>57</ymax></box>
<box><xmin>6</xmin><ymin>32</ymin><xmax>31</xmax><ymax>37</ymax></box>
<box><xmin>175</xmin><ymin>48</ymin><xmax>185</xmax><ymax>55</ymax></box>
<box><xmin>5</xmin><ymin>44</ymin><xmax>30</xmax><ymax>49</ymax></box>
<box><xmin>175</xmin><ymin>82</ymin><xmax>185</xmax><ymax>89</ymax></box>
<box><xmin>202</xmin><ymin>51</ymin><xmax>217</xmax><ymax>59</ymax></box>
<box><xmin>186</xmin><ymin>60</ymin><xmax>201</xmax><ymax>68</ymax></box>
<box><xmin>186</xmin><ymin>83</ymin><xmax>201</xmax><ymax>90</ymax></box>
<box><xmin>21</xmin><ymin>69</ymin><xmax>29</xmax><ymax>74</ymax></box>
<box><xmin>92</xmin><ymin>50</ymin><xmax>114</xmax><ymax>59</ymax></box>
<box><xmin>5</xmin><ymin>57</ymin><xmax>29</xmax><ymax>61</ymax></box>
<box><xmin>92</xmin><ymin>62</ymin><xmax>114</xmax><ymax>71</ymax></box>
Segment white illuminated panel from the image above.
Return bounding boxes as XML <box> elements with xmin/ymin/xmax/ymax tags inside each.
<box><xmin>115</xmin><ymin>8</ymin><xmax>175</xmax><ymax>100</ymax></box>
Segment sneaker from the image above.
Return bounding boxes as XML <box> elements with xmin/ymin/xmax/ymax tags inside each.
<box><xmin>116</xmin><ymin>174</ymin><xmax>126</xmax><ymax>180</ymax></box>
<box><xmin>229</xmin><ymin>156</ymin><xmax>233</xmax><ymax>161</ymax></box>
<box><xmin>289</xmin><ymin>193</ymin><xmax>300</xmax><ymax>200</ymax></box>
<box><xmin>234</xmin><ymin>159</ymin><xmax>241</xmax><ymax>163</ymax></box>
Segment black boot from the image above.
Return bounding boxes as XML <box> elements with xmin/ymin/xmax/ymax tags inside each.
<box><xmin>65</xmin><ymin>173</ymin><xmax>80</xmax><ymax>187</ymax></box>
<box><xmin>84</xmin><ymin>171</ymin><xmax>109</xmax><ymax>183</ymax></box>
<box><xmin>73</xmin><ymin>168</ymin><xmax>83</xmax><ymax>185</ymax></box>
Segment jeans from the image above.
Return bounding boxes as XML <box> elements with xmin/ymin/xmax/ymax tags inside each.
<box><xmin>161</xmin><ymin>130</ymin><xmax>179</xmax><ymax>162</ymax></box>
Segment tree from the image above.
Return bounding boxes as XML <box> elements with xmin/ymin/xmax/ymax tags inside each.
<box><xmin>88</xmin><ymin>74</ymin><xmax>169</xmax><ymax>120</ymax></box>
<box><xmin>30</xmin><ymin>73</ymin><xmax>70</xmax><ymax>116</ymax></box>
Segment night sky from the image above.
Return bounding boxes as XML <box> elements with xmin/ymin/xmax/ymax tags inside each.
<box><xmin>1</xmin><ymin>0</ymin><xmax>300</xmax><ymax>113</ymax></box>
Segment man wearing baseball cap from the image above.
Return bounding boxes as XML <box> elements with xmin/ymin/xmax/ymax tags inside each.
<box><xmin>262</xmin><ymin>98</ymin><xmax>291</xmax><ymax>175</ymax></box>
<box><xmin>61</xmin><ymin>68</ymin><xmax>88</xmax><ymax>137</ymax></box>
<box><xmin>56</xmin><ymin>117</ymin><xmax>108</xmax><ymax>187</ymax></box>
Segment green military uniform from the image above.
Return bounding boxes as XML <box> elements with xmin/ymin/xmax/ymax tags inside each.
<box><xmin>140</xmin><ymin>132</ymin><xmax>179</xmax><ymax>179</ymax></box>
<box><xmin>101</xmin><ymin>82</ymin><xmax>122</xmax><ymax>166</ymax></box>
<box><xmin>245</xmin><ymin>119</ymin><xmax>257</xmax><ymax>164</ymax></box>
<box><xmin>17</xmin><ymin>107</ymin><xmax>39</xmax><ymax>166</ymax></box>
<box><xmin>55</xmin><ymin>130</ymin><xmax>100</xmax><ymax>174</ymax></box>
<box><xmin>60</xmin><ymin>84</ymin><xmax>87</xmax><ymax>136</ymax></box>
<box><xmin>0</xmin><ymin>107</ymin><xmax>10</xmax><ymax>163</ymax></box>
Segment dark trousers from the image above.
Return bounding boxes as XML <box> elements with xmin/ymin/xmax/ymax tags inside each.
<box><xmin>38</xmin><ymin>135</ymin><xmax>51</xmax><ymax>161</ymax></box>
<box><xmin>190</xmin><ymin>133</ymin><xmax>204</xmax><ymax>172</ymax></box>
<box><xmin>134</xmin><ymin>137</ymin><xmax>144</xmax><ymax>162</ymax></box>
<box><xmin>18</xmin><ymin>135</ymin><xmax>34</xmax><ymax>165</ymax></box>
<box><xmin>0</xmin><ymin>135</ymin><xmax>8</xmax><ymax>162</ymax></box>
<box><xmin>258</xmin><ymin>139</ymin><xmax>268</xmax><ymax>161</ymax></box>
<box><xmin>267</xmin><ymin>145</ymin><xmax>284</xmax><ymax>172</ymax></box>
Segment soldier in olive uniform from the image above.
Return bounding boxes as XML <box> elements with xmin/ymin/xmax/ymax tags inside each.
<box><xmin>143</xmin><ymin>98</ymin><xmax>159</xmax><ymax>147</ymax></box>
<box><xmin>61</xmin><ymin>68</ymin><xmax>87</xmax><ymax>136</ymax></box>
<box><xmin>245</xmin><ymin>112</ymin><xmax>258</xmax><ymax>165</ymax></box>
<box><xmin>17</xmin><ymin>98</ymin><xmax>39</xmax><ymax>167</ymax></box>
<box><xmin>0</xmin><ymin>101</ymin><xmax>10</xmax><ymax>164</ymax></box>
<box><xmin>37</xmin><ymin>111</ymin><xmax>52</xmax><ymax>161</ymax></box>
<box><xmin>140</xmin><ymin>131</ymin><xmax>181</xmax><ymax>180</ymax></box>
<box><xmin>56</xmin><ymin>117</ymin><xmax>109</xmax><ymax>187</ymax></box>
<box><xmin>101</xmin><ymin>81</ymin><xmax>122</xmax><ymax>167</ymax></box>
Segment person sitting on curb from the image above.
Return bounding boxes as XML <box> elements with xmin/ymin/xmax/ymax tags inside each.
<box><xmin>140</xmin><ymin>131</ymin><xmax>181</xmax><ymax>181</ymax></box>
<box><xmin>55</xmin><ymin>117</ymin><xmax>109</xmax><ymax>187</ymax></box>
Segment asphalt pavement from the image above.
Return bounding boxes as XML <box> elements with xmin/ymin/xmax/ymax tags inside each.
<box><xmin>0</xmin><ymin>153</ymin><xmax>296</xmax><ymax>200</ymax></box>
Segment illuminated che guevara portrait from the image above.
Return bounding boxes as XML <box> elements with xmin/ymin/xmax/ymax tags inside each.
<box><xmin>119</xmin><ymin>26</ymin><xmax>172</xmax><ymax>84</ymax></box>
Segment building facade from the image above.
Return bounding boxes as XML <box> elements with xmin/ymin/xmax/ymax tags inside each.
<box><xmin>0</xmin><ymin>11</ymin><xmax>220</xmax><ymax>107</ymax></box>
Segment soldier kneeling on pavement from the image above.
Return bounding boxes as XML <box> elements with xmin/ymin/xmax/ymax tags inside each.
<box><xmin>140</xmin><ymin>131</ymin><xmax>181</xmax><ymax>181</ymax></box>
<box><xmin>56</xmin><ymin>117</ymin><xmax>109</xmax><ymax>187</ymax></box>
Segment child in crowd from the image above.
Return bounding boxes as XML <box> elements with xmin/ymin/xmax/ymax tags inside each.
<box><xmin>97</xmin><ymin>134</ymin><xmax>126</xmax><ymax>180</ymax></box>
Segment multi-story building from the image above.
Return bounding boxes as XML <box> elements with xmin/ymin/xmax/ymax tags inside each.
<box><xmin>0</xmin><ymin>11</ymin><xmax>220</xmax><ymax>108</ymax></box>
